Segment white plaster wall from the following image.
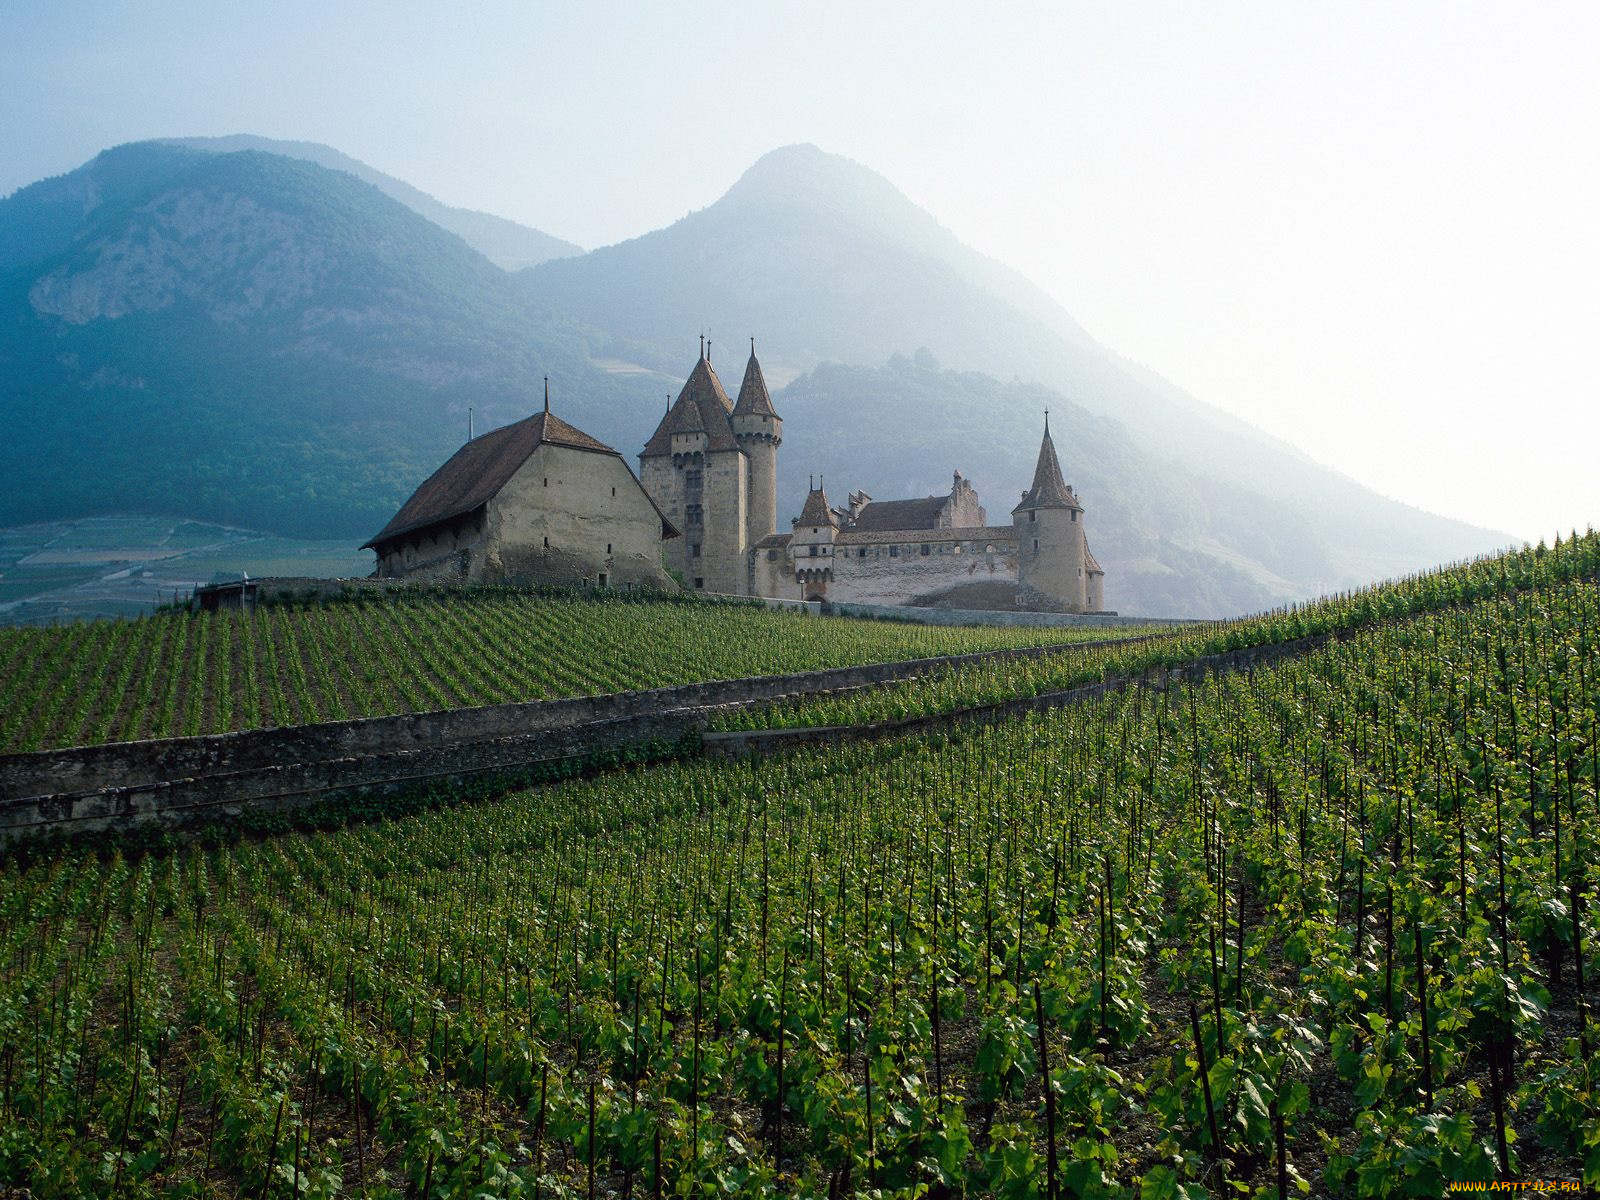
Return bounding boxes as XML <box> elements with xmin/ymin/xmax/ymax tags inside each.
<box><xmin>829</xmin><ymin>537</ymin><xmax>1019</xmax><ymax>606</ymax></box>
<box><xmin>751</xmin><ymin>547</ymin><xmax>803</xmax><ymax>599</ymax></box>
<box><xmin>486</xmin><ymin>443</ymin><xmax>673</xmax><ymax>589</ymax></box>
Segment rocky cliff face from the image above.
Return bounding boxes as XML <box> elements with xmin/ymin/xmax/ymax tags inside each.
<box><xmin>0</xmin><ymin>143</ymin><xmax>612</xmax><ymax>539</ymax></box>
<box><xmin>31</xmin><ymin>192</ymin><xmax>322</xmax><ymax>325</ymax></box>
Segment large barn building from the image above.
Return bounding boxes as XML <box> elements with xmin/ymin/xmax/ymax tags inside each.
<box><xmin>364</xmin><ymin>392</ymin><xmax>677</xmax><ymax>590</ymax></box>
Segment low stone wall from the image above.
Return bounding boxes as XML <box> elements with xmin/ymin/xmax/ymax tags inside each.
<box><xmin>1</xmin><ymin>630</ymin><xmax>1331</xmax><ymax>849</ymax></box>
<box><xmin>0</xmin><ymin>636</ymin><xmax>1151</xmax><ymax>847</ymax></box>
<box><xmin>828</xmin><ymin>601</ymin><xmax>1204</xmax><ymax>629</ymax></box>
<box><xmin>703</xmin><ymin>633</ymin><xmax>1330</xmax><ymax>758</ymax></box>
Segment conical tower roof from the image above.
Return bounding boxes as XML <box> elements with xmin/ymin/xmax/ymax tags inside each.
<box><xmin>1012</xmin><ymin>417</ymin><xmax>1080</xmax><ymax>513</ymax></box>
<box><xmin>732</xmin><ymin>342</ymin><xmax>779</xmax><ymax>418</ymax></box>
<box><xmin>795</xmin><ymin>480</ymin><xmax>838</xmax><ymax>528</ymax></box>
<box><xmin>642</xmin><ymin>352</ymin><xmax>738</xmax><ymax>457</ymax></box>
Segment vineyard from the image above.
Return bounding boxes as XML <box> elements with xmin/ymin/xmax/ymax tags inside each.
<box><xmin>0</xmin><ymin>591</ymin><xmax>1145</xmax><ymax>755</ymax></box>
<box><xmin>1</xmin><ymin>534</ymin><xmax>1596</xmax><ymax>1196</ymax></box>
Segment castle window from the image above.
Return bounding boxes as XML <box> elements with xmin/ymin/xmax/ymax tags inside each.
<box><xmin>544</xmin><ymin>478</ymin><xmax>549</xmax><ymax>487</ymax></box>
<box><xmin>612</xmin><ymin>487</ymin><xmax>617</xmax><ymax>497</ymax></box>
<box><xmin>809</xmin><ymin>545</ymin><xmax>819</xmax><ymax>557</ymax></box>
<box><xmin>686</xmin><ymin>468</ymin><xmax>703</xmax><ymax>490</ymax></box>
<box><xmin>1033</xmin><ymin>539</ymin><xmax>1039</xmax><ymax>552</ymax></box>
<box><xmin>1071</xmin><ymin>511</ymin><xmax>1077</xmax><ymax>522</ymax></box>
<box><xmin>544</xmin><ymin>537</ymin><xmax>550</xmax><ymax>548</ymax></box>
<box><xmin>767</xmin><ymin>549</ymin><xmax>780</xmax><ymax>562</ymax></box>
<box><xmin>686</xmin><ymin>504</ymin><xmax>703</xmax><ymax>527</ymax></box>
<box><xmin>598</xmin><ymin>573</ymin><xmax>609</xmax><ymax>588</ymax></box>
<box><xmin>692</xmin><ymin>543</ymin><xmax>701</xmax><ymax>558</ymax></box>
<box><xmin>920</xmin><ymin>544</ymin><xmax>931</xmax><ymax>556</ymax></box>
<box><xmin>890</xmin><ymin>546</ymin><xmax>900</xmax><ymax>557</ymax></box>
<box><xmin>1029</xmin><ymin>511</ymin><xmax>1036</xmax><ymax>522</ymax></box>
<box><xmin>859</xmin><ymin>549</ymin><xmax>867</xmax><ymax>557</ymax></box>
<box><xmin>606</xmin><ymin>544</ymin><xmax>612</xmax><ymax>555</ymax></box>
<box><xmin>694</xmin><ymin>577</ymin><xmax>704</xmax><ymax>589</ymax></box>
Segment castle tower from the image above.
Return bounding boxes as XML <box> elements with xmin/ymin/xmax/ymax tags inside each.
<box><xmin>790</xmin><ymin>479</ymin><xmax>838</xmax><ymax>601</ymax></box>
<box><xmin>640</xmin><ymin>346</ymin><xmax>750</xmax><ymax>593</ymax></box>
<box><xmin>1012</xmin><ymin>415</ymin><xmax>1089</xmax><ymax>612</ymax></box>
<box><xmin>731</xmin><ymin>340</ymin><xmax>782</xmax><ymax>549</ymax></box>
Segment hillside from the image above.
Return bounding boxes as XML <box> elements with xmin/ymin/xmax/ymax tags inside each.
<box><xmin>3</xmin><ymin>538</ymin><xmax>1593</xmax><ymax>1192</ymax></box>
<box><xmin>159</xmin><ymin>135</ymin><xmax>584</xmax><ymax>269</ymax></box>
<box><xmin>523</xmin><ymin>145</ymin><xmax>1506</xmax><ymax>609</ymax></box>
<box><xmin>0</xmin><ymin>139</ymin><xmax>1511</xmax><ymax>614</ymax></box>
<box><xmin>0</xmin><ymin>143</ymin><xmax>617</xmax><ymax>538</ymax></box>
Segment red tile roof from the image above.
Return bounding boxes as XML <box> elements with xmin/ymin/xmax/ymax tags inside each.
<box><xmin>795</xmin><ymin>485</ymin><xmax>838</xmax><ymax>528</ymax></box>
<box><xmin>366</xmin><ymin>409</ymin><xmax>678</xmax><ymax>549</ymax></box>
<box><xmin>732</xmin><ymin>349</ymin><xmax>779</xmax><ymax>418</ymax></box>
<box><xmin>848</xmin><ymin>496</ymin><xmax>948</xmax><ymax>532</ymax></box>
<box><xmin>1013</xmin><ymin>425</ymin><xmax>1079</xmax><ymax>513</ymax></box>
<box><xmin>642</xmin><ymin>356</ymin><xmax>739</xmax><ymax>457</ymax></box>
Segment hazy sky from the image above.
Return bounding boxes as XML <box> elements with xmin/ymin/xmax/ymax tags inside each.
<box><xmin>5</xmin><ymin>1</ymin><xmax>1597</xmax><ymax>541</ymax></box>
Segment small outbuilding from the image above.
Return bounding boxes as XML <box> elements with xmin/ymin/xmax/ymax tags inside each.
<box><xmin>365</xmin><ymin>397</ymin><xmax>679</xmax><ymax>590</ymax></box>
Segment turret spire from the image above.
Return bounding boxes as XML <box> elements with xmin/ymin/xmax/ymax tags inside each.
<box><xmin>543</xmin><ymin>376</ymin><xmax>550</xmax><ymax>415</ymax></box>
<box><xmin>1012</xmin><ymin>417</ymin><xmax>1078</xmax><ymax>513</ymax></box>
<box><xmin>732</xmin><ymin>338</ymin><xmax>779</xmax><ymax>418</ymax></box>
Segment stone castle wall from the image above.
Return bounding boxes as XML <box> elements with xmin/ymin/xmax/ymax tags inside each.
<box><xmin>829</xmin><ymin>532</ymin><xmax>1019</xmax><ymax>606</ymax></box>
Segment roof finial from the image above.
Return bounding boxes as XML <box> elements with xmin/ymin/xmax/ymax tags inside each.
<box><xmin>706</xmin><ymin>338</ymin><xmax>711</xmax><ymax>363</ymax></box>
<box><xmin>1044</xmin><ymin>407</ymin><xmax>1049</xmax><ymax>435</ymax></box>
<box><xmin>809</xmin><ymin>473</ymin><xmax>815</xmax><ymax>491</ymax></box>
<box><xmin>544</xmin><ymin>376</ymin><xmax>550</xmax><ymax>415</ymax></box>
<box><xmin>699</xmin><ymin>332</ymin><xmax>705</xmax><ymax>360</ymax></box>
<box><xmin>750</xmin><ymin>335</ymin><xmax>756</xmax><ymax>357</ymax></box>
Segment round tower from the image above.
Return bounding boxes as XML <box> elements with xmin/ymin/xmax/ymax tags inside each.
<box><xmin>1012</xmin><ymin>415</ymin><xmax>1088</xmax><ymax>612</ymax></box>
<box><xmin>731</xmin><ymin>341</ymin><xmax>783</xmax><ymax>546</ymax></box>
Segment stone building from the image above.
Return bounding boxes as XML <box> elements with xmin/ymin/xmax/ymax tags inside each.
<box><xmin>639</xmin><ymin>341</ymin><xmax>780</xmax><ymax>594</ymax></box>
<box><xmin>752</xmin><ymin>419</ymin><xmax>1107</xmax><ymax>613</ymax></box>
<box><xmin>364</xmin><ymin>337</ymin><xmax>1106</xmax><ymax>612</ymax></box>
<box><xmin>365</xmin><ymin>392</ymin><xmax>678</xmax><ymax>589</ymax></box>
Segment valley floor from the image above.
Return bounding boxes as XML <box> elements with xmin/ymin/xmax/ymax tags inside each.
<box><xmin>0</xmin><ymin>517</ymin><xmax>370</xmax><ymax>626</ymax></box>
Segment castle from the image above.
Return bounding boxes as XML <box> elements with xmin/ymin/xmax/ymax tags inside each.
<box><xmin>641</xmin><ymin>342</ymin><xmax>1106</xmax><ymax>613</ymax></box>
<box><xmin>368</xmin><ymin>338</ymin><xmax>1106</xmax><ymax>613</ymax></box>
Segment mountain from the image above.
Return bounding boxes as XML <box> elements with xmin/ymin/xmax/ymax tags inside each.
<box><xmin>519</xmin><ymin>144</ymin><xmax>1506</xmax><ymax>611</ymax></box>
<box><xmin>0</xmin><ymin>142</ymin><xmax>613</xmax><ymax>538</ymax></box>
<box><xmin>0</xmin><ymin>139</ymin><xmax>1509</xmax><ymax>614</ymax></box>
<box><xmin>161</xmin><ymin>135</ymin><xmax>583</xmax><ymax>270</ymax></box>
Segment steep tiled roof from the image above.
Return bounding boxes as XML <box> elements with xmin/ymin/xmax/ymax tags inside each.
<box><xmin>753</xmin><ymin>533</ymin><xmax>793</xmax><ymax>550</ymax></box>
<box><xmin>732</xmin><ymin>348</ymin><xmax>779</xmax><ymax>418</ymax></box>
<box><xmin>848</xmin><ymin>496</ymin><xmax>948</xmax><ymax>532</ymax></box>
<box><xmin>836</xmin><ymin>526</ymin><xmax>1016</xmax><ymax>547</ymax></box>
<box><xmin>365</xmin><ymin>410</ymin><xmax>621</xmax><ymax>549</ymax></box>
<box><xmin>1084</xmin><ymin>542</ymin><xmax>1103</xmax><ymax>575</ymax></box>
<box><xmin>795</xmin><ymin>485</ymin><xmax>838</xmax><ymax>528</ymax></box>
<box><xmin>642</xmin><ymin>356</ymin><xmax>739</xmax><ymax>457</ymax></box>
<box><xmin>1012</xmin><ymin>424</ymin><xmax>1079</xmax><ymax>513</ymax></box>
